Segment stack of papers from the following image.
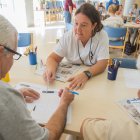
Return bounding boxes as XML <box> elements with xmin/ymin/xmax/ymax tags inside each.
<box><xmin>118</xmin><ymin>98</ymin><xmax>140</xmax><ymax>124</ymax></box>
<box><xmin>15</xmin><ymin>82</ymin><xmax>71</xmax><ymax>124</ymax></box>
<box><xmin>35</xmin><ymin>62</ymin><xmax>81</xmax><ymax>82</ymax></box>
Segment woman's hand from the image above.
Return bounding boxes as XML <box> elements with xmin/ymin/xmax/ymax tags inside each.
<box><xmin>68</xmin><ymin>72</ymin><xmax>88</xmax><ymax>90</ymax></box>
<box><xmin>19</xmin><ymin>88</ymin><xmax>40</xmax><ymax>103</ymax></box>
<box><xmin>43</xmin><ymin>69</ymin><xmax>56</xmax><ymax>83</ymax></box>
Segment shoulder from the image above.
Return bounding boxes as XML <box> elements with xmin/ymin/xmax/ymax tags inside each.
<box><xmin>0</xmin><ymin>81</ymin><xmax>23</xmax><ymax>103</ymax></box>
<box><xmin>115</xmin><ymin>15</ymin><xmax>123</xmax><ymax>20</ymax></box>
<box><xmin>62</xmin><ymin>30</ymin><xmax>75</xmax><ymax>41</ymax></box>
<box><xmin>104</xmin><ymin>16</ymin><xmax>114</xmax><ymax>21</ymax></box>
<box><xmin>96</xmin><ymin>29</ymin><xmax>108</xmax><ymax>39</ymax></box>
<box><xmin>92</xmin><ymin>29</ymin><xmax>109</xmax><ymax>46</ymax></box>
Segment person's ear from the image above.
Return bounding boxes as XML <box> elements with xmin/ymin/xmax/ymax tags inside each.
<box><xmin>92</xmin><ymin>23</ymin><xmax>97</xmax><ymax>30</ymax></box>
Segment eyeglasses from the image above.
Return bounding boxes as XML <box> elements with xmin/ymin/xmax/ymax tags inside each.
<box><xmin>2</xmin><ymin>45</ymin><xmax>22</xmax><ymax>60</ymax></box>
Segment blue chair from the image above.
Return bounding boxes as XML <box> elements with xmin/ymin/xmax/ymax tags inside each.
<box><xmin>104</xmin><ymin>26</ymin><xmax>127</xmax><ymax>57</ymax></box>
<box><xmin>18</xmin><ymin>33</ymin><xmax>33</xmax><ymax>47</ymax></box>
<box><xmin>18</xmin><ymin>33</ymin><xmax>33</xmax><ymax>55</ymax></box>
<box><xmin>113</xmin><ymin>58</ymin><xmax>137</xmax><ymax>69</ymax></box>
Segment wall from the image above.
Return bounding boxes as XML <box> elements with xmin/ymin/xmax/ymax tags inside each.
<box><xmin>25</xmin><ymin>0</ymin><xmax>34</xmax><ymax>27</ymax></box>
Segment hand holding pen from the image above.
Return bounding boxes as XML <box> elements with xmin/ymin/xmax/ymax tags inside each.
<box><xmin>43</xmin><ymin>69</ymin><xmax>55</xmax><ymax>84</ymax></box>
<box><xmin>58</xmin><ymin>88</ymin><xmax>75</xmax><ymax>106</ymax></box>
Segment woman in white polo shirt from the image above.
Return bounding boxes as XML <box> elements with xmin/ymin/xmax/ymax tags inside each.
<box><xmin>45</xmin><ymin>3</ymin><xmax>109</xmax><ymax>90</ymax></box>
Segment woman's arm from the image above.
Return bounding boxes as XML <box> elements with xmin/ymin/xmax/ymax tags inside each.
<box><xmin>45</xmin><ymin>52</ymin><xmax>63</xmax><ymax>83</ymax></box>
<box><xmin>68</xmin><ymin>59</ymin><xmax>108</xmax><ymax>90</ymax></box>
<box><xmin>87</xmin><ymin>59</ymin><xmax>108</xmax><ymax>76</ymax></box>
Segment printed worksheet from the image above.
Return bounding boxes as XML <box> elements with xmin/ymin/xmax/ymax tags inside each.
<box><xmin>15</xmin><ymin>82</ymin><xmax>71</xmax><ymax>124</ymax></box>
<box><xmin>118</xmin><ymin>98</ymin><xmax>140</xmax><ymax>124</ymax></box>
<box><xmin>35</xmin><ymin>62</ymin><xmax>81</xmax><ymax>82</ymax></box>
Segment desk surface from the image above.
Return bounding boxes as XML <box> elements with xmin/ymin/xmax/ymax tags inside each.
<box><xmin>9</xmin><ymin>56</ymin><xmax>138</xmax><ymax>136</ymax></box>
<box><xmin>124</xmin><ymin>22</ymin><xmax>140</xmax><ymax>28</ymax></box>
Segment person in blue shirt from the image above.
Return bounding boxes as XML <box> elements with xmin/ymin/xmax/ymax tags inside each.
<box><xmin>106</xmin><ymin>0</ymin><xmax>119</xmax><ymax>10</ymax></box>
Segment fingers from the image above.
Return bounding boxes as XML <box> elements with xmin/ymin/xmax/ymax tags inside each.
<box><xmin>58</xmin><ymin>89</ymin><xmax>63</xmax><ymax>97</ymax></box>
<box><xmin>20</xmin><ymin>88</ymin><xmax>40</xmax><ymax>103</ymax></box>
<box><xmin>67</xmin><ymin>77</ymin><xmax>74</xmax><ymax>82</ymax></box>
<box><xmin>60</xmin><ymin>87</ymin><xmax>74</xmax><ymax>105</ymax></box>
<box><xmin>68</xmin><ymin>73</ymin><xmax>88</xmax><ymax>90</ymax></box>
<box><xmin>43</xmin><ymin>71</ymin><xmax>55</xmax><ymax>83</ymax></box>
<box><xmin>24</xmin><ymin>96</ymin><xmax>34</xmax><ymax>103</ymax></box>
<box><xmin>23</xmin><ymin>88</ymin><xmax>40</xmax><ymax>99</ymax></box>
<box><xmin>69</xmin><ymin>79</ymin><xmax>85</xmax><ymax>90</ymax></box>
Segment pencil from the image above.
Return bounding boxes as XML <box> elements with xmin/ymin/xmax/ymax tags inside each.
<box><xmin>33</xmin><ymin>105</ymin><xmax>36</xmax><ymax>111</ymax></box>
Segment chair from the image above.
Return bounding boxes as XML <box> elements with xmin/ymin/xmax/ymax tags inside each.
<box><xmin>17</xmin><ymin>33</ymin><xmax>33</xmax><ymax>54</ymax></box>
<box><xmin>113</xmin><ymin>58</ymin><xmax>137</xmax><ymax>69</ymax></box>
<box><xmin>104</xmin><ymin>26</ymin><xmax>127</xmax><ymax>57</ymax></box>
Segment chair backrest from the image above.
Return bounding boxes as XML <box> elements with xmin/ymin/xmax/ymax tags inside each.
<box><xmin>104</xmin><ymin>26</ymin><xmax>127</xmax><ymax>38</ymax></box>
<box><xmin>113</xmin><ymin>58</ymin><xmax>137</xmax><ymax>69</ymax></box>
<box><xmin>56</xmin><ymin>1</ymin><xmax>63</xmax><ymax>8</ymax></box>
<box><xmin>18</xmin><ymin>33</ymin><xmax>32</xmax><ymax>47</ymax></box>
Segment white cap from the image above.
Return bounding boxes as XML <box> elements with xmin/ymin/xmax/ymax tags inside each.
<box><xmin>0</xmin><ymin>15</ymin><xmax>17</xmax><ymax>50</ymax></box>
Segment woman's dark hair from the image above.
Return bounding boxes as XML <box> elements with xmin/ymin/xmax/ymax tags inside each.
<box><xmin>75</xmin><ymin>3</ymin><xmax>103</xmax><ymax>36</ymax></box>
<box><xmin>134</xmin><ymin>3</ymin><xmax>138</xmax><ymax>9</ymax></box>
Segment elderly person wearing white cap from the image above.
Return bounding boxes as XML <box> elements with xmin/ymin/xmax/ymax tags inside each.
<box><xmin>0</xmin><ymin>15</ymin><xmax>74</xmax><ymax>140</ymax></box>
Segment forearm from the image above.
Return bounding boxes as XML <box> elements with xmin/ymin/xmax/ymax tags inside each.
<box><xmin>88</xmin><ymin>59</ymin><xmax>108</xmax><ymax>76</ymax></box>
<box><xmin>69</xmin><ymin>6</ymin><xmax>72</xmax><ymax>15</ymax></box>
<box><xmin>46</xmin><ymin>57</ymin><xmax>58</xmax><ymax>73</ymax></box>
<box><xmin>46</xmin><ymin>53</ymin><xmax>63</xmax><ymax>73</ymax></box>
<box><xmin>45</xmin><ymin>103</ymin><xmax>69</xmax><ymax>140</ymax></box>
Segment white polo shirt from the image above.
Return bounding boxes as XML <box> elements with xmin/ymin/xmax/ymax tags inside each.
<box><xmin>54</xmin><ymin>29</ymin><xmax>109</xmax><ymax>66</ymax></box>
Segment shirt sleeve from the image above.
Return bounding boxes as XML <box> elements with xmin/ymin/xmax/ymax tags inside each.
<box><xmin>82</xmin><ymin>118</ymin><xmax>140</xmax><ymax>140</ymax></box>
<box><xmin>54</xmin><ymin>34</ymin><xmax>68</xmax><ymax>57</ymax></box>
<box><xmin>96</xmin><ymin>31</ymin><xmax>109</xmax><ymax>61</ymax></box>
<box><xmin>0</xmin><ymin>87</ymin><xmax>49</xmax><ymax>140</ymax></box>
<box><xmin>82</xmin><ymin>118</ymin><xmax>110</xmax><ymax>140</ymax></box>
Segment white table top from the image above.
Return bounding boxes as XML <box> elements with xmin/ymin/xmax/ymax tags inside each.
<box><xmin>9</xmin><ymin>56</ymin><xmax>138</xmax><ymax>136</ymax></box>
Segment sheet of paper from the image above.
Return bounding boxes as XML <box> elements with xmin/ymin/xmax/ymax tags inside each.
<box><xmin>118</xmin><ymin>98</ymin><xmax>140</xmax><ymax>124</ymax></box>
<box><xmin>35</xmin><ymin>62</ymin><xmax>81</xmax><ymax>82</ymax></box>
<box><xmin>124</xmin><ymin>69</ymin><xmax>140</xmax><ymax>88</ymax></box>
<box><xmin>15</xmin><ymin>82</ymin><xmax>71</xmax><ymax>124</ymax></box>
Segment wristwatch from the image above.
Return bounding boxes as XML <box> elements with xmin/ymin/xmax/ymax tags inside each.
<box><xmin>83</xmin><ymin>71</ymin><xmax>93</xmax><ymax>79</ymax></box>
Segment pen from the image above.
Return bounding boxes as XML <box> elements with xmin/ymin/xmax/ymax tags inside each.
<box><xmin>69</xmin><ymin>90</ymin><xmax>79</xmax><ymax>95</ymax></box>
<box><xmin>47</xmin><ymin>80</ymin><xmax>50</xmax><ymax>92</ymax></box>
<box><xmin>20</xmin><ymin>83</ymin><xmax>30</xmax><ymax>87</ymax></box>
<box><xmin>35</xmin><ymin>46</ymin><xmax>37</xmax><ymax>53</ymax></box>
<box><xmin>42</xmin><ymin>90</ymin><xmax>54</xmax><ymax>93</ymax></box>
<box><xmin>33</xmin><ymin>105</ymin><xmax>36</xmax><ymax>111</ymax></box>
<box><xmin>41</xmin><ymin>59</ymin><xmax>44</xmax><ymax>66</ymax></box>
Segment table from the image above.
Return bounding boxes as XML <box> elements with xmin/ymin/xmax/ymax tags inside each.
<box><xmin>124</xmin><ymin>22</ymin><xmax>140</xmax><ymax>29</ymax></box>
<box><xmin>9</xmin><ymin>56</ymin><xmax>138</xmax><ymax>138</ymax></box>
